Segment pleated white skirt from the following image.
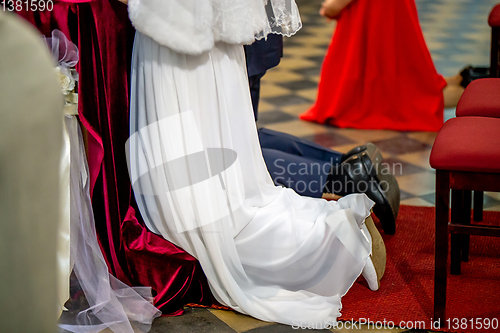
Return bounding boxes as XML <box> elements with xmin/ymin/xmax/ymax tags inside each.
<box><xmin>128</xmin><ymin>32</ymin><xmax>374</xmax><ymax>328</ymax></box>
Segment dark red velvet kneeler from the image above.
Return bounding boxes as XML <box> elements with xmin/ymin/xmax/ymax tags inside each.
<box><xmin>16</xmin><ymin>0</ymin><xmax>214</xmax><ymax>315</ymax></box>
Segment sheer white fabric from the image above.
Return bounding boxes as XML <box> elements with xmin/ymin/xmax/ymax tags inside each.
<box><xmin>45</xmin><ymin>29</ymin><xmax>79</xmax><ymax>68</ymax></box>
<box><xmin>58</xmin><ymin>115</ymin><xmax>161</xmax><ymax>333</ymax></box>
<box><xmin>46</xmin><ymin>28</ymin><xmax>79</xmax><ymax>312</ymax></box>
<box><xmin>58</xmin><ymin>106</ymin><xmax>73</xmax><ymax>312</ymax></box>
<box><xmin>127</xmin><ymin>32</ymin><xmax>374</xmax><ymax>328</ymax></box>
<box><xmin>46</xmin><ymin>29</ymin><xmax>161</xmax><ymax>333</ymax></box>
<box><xmin>128</xmin><ymin>0</ymin><xmax>301</xmax><ymax>55</ymax></box>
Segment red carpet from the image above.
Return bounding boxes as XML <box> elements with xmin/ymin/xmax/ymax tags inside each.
<box><xmin>189</xmin><ymin>205</ymin><xmax>500</xmax><ymax>332</ymax></box>
<box><xmin>340</xmin><ymin>205</ymin><xmax>500</xmax><ymax>332</ymax></box>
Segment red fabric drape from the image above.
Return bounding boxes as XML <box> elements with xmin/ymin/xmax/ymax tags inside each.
<box><xmin>17</xmin><ymin>0</ymin><xmax>214</xmax><ymax>315</ymax></box>
<box><xmin>300</xmin><ymin>0</ymin><xmax>446</xmax><ymax>131</ymax></box>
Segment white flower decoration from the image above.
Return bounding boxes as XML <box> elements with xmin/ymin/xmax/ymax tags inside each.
<box><xmin>54</xmin><ymin>66</ymin><xmax>76</xmax><ymax>95</ymax></box>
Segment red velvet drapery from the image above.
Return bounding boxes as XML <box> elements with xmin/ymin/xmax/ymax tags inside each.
<box><xmin>16</xmin><ymin>0</ymin><xmax>214</xmax><ymax>315</ymax></box>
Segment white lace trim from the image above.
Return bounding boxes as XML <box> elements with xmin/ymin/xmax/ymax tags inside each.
<box><xmin>128</xmin><ymin>0</ymin><xmax>301</xmax><ymax>55</ymax></box>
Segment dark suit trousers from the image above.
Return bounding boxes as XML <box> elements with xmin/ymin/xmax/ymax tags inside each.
<box><xmin>258</xmin><ymin>128</ymin><xmax>343</xmax><ymax>198</ymax></box>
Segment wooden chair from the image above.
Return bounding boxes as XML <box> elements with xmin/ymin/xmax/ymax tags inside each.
<box><xmin>429</xmin><ymin>4</ymin><xmax>500</xmax><ymax>322</ymax></box>
<box><xmin>455</xmin><ymin>77</ymin><xmax>500</xmax><ymax>263</ymax></box>
<box><xmin>430</xmin><ymin>116</ymin><xmax>500</xmax><ymax>323</ymax></box>
<box><xmin>451</xmin><ymin>5</ymin><xmax>500</xmax><ymax>229</ymax></box>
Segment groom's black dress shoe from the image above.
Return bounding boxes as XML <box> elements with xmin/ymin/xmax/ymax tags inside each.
<box><xmin>341</xmin><ymin>143</ymin><xmax>383</xmax><ymax>166</ymax></box>
<box><xmin>324</xmin><ymin>144</ymin><xmax>400</xmax><ymax>235</ymax></box>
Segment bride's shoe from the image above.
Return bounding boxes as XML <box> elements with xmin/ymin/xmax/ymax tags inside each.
<box><xmin>321</xmin><ymin>192</ymin><xmax>342</xmax><ymax>201</ymax></box>
<box><xmin>362</xmin><ymin>257</ymin><xmax>380</xmax><ymax>291</ymax></box>
<box><xmin>361</xmin><ymin>215</ymin><xmax>386</xmax><ymax>290</ymax></box>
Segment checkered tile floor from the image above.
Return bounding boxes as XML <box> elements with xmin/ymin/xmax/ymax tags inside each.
<box><xmin>150</xmin><ymin>1</ymin><xmax>500</xmax><ymax>332</ymax></box>
<box><xmin>258</xmin><ymin>0</ymin><xmax>500</xmax><ymax>213</ymax></box>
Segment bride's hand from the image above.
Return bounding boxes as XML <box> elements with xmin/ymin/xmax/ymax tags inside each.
<box><xmin>117</xmin><ymin>0</ymin><xmax>128</xmax><ymax>4</ymax></box>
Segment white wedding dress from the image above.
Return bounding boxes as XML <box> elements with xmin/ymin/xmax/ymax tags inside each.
<box><xmin>127</xmin><ymin>0</ymin><xmax>374</xmax><ymax>328</ymax></box>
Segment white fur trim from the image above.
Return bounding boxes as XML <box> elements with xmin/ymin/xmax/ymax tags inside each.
<box><xmin>128</xmin><ymin>0</ymin><xmax>215</xmax><ymax>55</ymax></box>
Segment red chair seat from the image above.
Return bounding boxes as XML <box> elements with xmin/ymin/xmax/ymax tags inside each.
<box><xmin>456</xmin><ymin>78</ymin><xmax>500</xmax><ymax>118</ymax></box>
<box><xmin>489</xmin><ymin>4</ymin><xmax>500</xmax><ymax>27</ymax></box>
<box><xmin>430</xmin><ymin>117</ymin><xmax>500</xmax><ymax>172</ymax></box>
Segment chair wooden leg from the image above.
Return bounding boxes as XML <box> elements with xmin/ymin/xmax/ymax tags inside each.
<box><xmin>450</xmin><ymin>190</ymin><xmax>463</xmax><ymax>275</ymax></box>
<box><xmin>435</xmin><ymin>170</ymin><xmax>450</xmax><ymax>324</ymax></box>
<box><xmin>462</xmin><ymin>190</ymin><xmax>472</xmax><ymax>262</ymax></box>
<box><xmin>473</xmin><ymin>191</ymin><xmax>483</xmax><ymax>222</ymax></box>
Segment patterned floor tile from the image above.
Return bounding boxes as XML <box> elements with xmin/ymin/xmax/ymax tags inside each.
<box><xmin>256</xmin><ymin>111</ymin><xmax>297</xmax><ymax>126</ymax></box>
<box><xmin>301</xmin><ymin>132</ymin><xmax>357</xmax><ymax>148</ymax></box>
<box><xmin>258</xmin><ymin>101</ymin><xmax>276</xmax><ymax>113</ymax></box>
<box><xmin>209</xmin><ymin>309</ymin><xmax>274</xmax><ymax>332</ymax></box>
<box><xmin>381</xmin><ymin>157</ymin><xmax>429</xmax><ymax>178</ymax></box>
<box><xmin>298</xmin><ymin>18</ymin><xmax>327</xmax><ymax>28</ymax></box>
<box><xmin>296</xmin><ymin>88</ymin><xmax>320</xmax><ymax>101</ymax></box>
<box><xmin>263</xmin><ymin>94</ymin><xmax>313</xmax><ymax>106</ymax></box>
<box><xmin>291</xmin><ymin>66</ymin><xmax>323</xmax><ymax>77</ymax></box>
<box><xmin>400</xmin><ymin>197</ymin><xmax>435</xmax><ymax>207</ymax></box>
<box><xmin>263</xmin><ymin>120</ymin><xmax>329</xmax><ymax>137</ymax></box>
<box><xmin>405</xmin><ymin>132</ymin><xmax>438</xmax><ymax>146</ymax></box>
<box><xmin>482</xmin><ymin>194</ymin><xmax>500</xmax><ymax>209</ymax></box>
<box><xmin>276</xmin><ymin>79</ymin><xmax>319</xmax><ymax>91</ymax></box>
<box><xmin>418</xmin><ymin>193</ymin><xmax>436</xmax><ymax>206</ymax></box>
<box><xmin>484</xmin><ymin>191</ymin><xmax>500</xmax><ymax>201</ymax></box>
<box><xmin>372</xmin><ymin>137</ymin><xmax>431</xmax><ymax>156</ymax></box>
<box><xmin>395</xmin><ymin>172</ymin><xmax>436</xmax><ymax>197</ymax></box>
<box><xmin>150</xmin><ymin>308</ymin><xmax>235</xmax><ymax>333</ymax></box>
<box><xmin>395</xmin><ymin>150</ymin><xmax>434</xmax><ymax>172</ymax></box>
<box><xmin>305</xmin><ymin>25</ymin><xmax>336</xmax><ymax>37</ymax></box>
<box><xmin>283</xmin><ymin>46</ymin><xmax>329</xmax><ymax>57</ymax></box>
<box><xmin>278</xmin><ymin>57</ymin><xmax>318</xmax><ymax>69</ymax></box>
<box><xmin>399</xmin><ymin>190</ymin><xmax>417</xmax><ymax>201</ymax></box>
<box><xmin>290</xmin><ymin>35</ymin><xmax>333</xmax><ymax>46</ymax></box>
<box><xmin>310</xmin><ymin>75</ymin><xmax>320</xmax><ymax>83</ymax></box>
<box><xmin>328</xmin><ymin>129</ymin><xmax>401</xmax><ymax>146</ymax></box>
<box><xmin>261</xmin><ymin>69</ymin><xmax>305</xmax><ymax>83</ymax></box>
<box><xmin>485</xmin><ymin>205</ymin><xmax>500</xmax><ymax>212</ymax></box>
<box><xmin>280</xmin><ymin>103</ymin><xmax>312</xmax><ymax>116</ymax></box>
<box><xmin>259</xmin><ymin>84</ymin><xmax>292</xmax><ymax>98</ymax></box>
<box><xmin>306</xmin><ymin>54</ymin><xmax>328</xmax><ymax>64</ymax></box>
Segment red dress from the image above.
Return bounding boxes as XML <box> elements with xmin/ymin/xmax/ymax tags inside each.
<box><xmin>300</xmin><ymin>0</ymin><xmax>446</xmax><ymax>131</ymax></box>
